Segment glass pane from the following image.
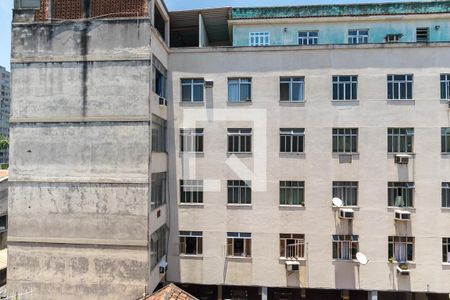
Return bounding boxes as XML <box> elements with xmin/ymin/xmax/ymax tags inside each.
<box><xmin>240</xmin><ymin>84</ymin><xmax>251</xmax><ymax>101</ymax></box>
<box><xmin>292</xmin><ymin>82</ymin><xmax>302</xmax><ymax>101</ymax></box>
<box><xmin>193</xmin><ymin>84</ymin><xmax>203</xmax><ymax>102</ymax></box>
<box><xmin>182</xmin><ymin>85</ymin><xmax>191</xmax><ymax>101</ymax></box>
<box><xmin>280</xmin><ymin>82</ymin><xmax>290</xmax><ymax>101</ymax></box>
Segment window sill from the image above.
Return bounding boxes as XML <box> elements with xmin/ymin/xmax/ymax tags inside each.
<box><xmin>332</xmin><ymin>259</ymin><xmax>359</xmax><ymax>264</ymax></box>
<box><xmin>179</xmin><ymin>152</ymin><xmax>204</xmax><ymax>158</ymax></box>
<box><xmin>227</xmin><ymin>152</ymin><xmax>252</xmax><ymax>156</ymax></box>
<box><xmin>442</xmin><ymin>262</ymin><xmax>450</xmax><ymax>266</ymax></box>
<box><xmin>226</xmin><ymin>256</ymin><xmax>252</xmax><ymax>261</ymax></box>
<box><xmin>227</xmin><ymin>101</ymin><xmax>252</xmax><ymax>106</ymax></box>
<box><xmin>279</xmin><ymin>100</ymin><xmax>306</xmax><ymax>106</ymax></box>
<box><xmin>332</xmin><ymin>206</ymin><xmax>359</xmax><ymax>210</ymax></box>
<box><xmin>179</xmin><ymin>203</ymin><xmax>204</xmax><ymax>208</ymax></box>
<box><xmin>388</xmin><ymin>152</ymin><xmax>415</xmax><ymax>156</ymax></box>
<box><xmin>279</xmin><ymin>152</ymin><xmax>305</xmax><ymax>157</ymax></box>
<box><xmin>227</xmin><ymin>204</ymin><xmax>252</xmax><ymax>209</ymax></box>
<box><xmin>387</xmin><ymin>207</ymin><xmax>415</xmax><ymax>212</ymax></box>
<box><xmin>440</xmin><ymin>207</ymin><xmax>450</xmax><ymax>211</ymax></box>
<box><xmin>279</xmin><ymin>257</ymin><xmax>306</xmax><ymax>262</ymax></box>
<box><xmin>386</xmin><ymin>99</ymin><xmax>415</xmax><ymax>105</ymax></box>
<box><xmin>179</xmin><ymin>101</ymin><xmax>204</xmax><ymax>106</ymax></box>
<box><xmin>179</xmin><ymin>254</ymin><xmax>203</xmax><ymax>259</ymax></box>
<box><xmin>333</xmin><ymin>152</ymin><xmax>359</xmax><ymax>156</ymax></box>
<box><xmin>331</xmin><ymin>100</ymin><xmax>359</xmax><ymax>104</ymax></box>
<box><xmin>279</xmin><ymin>205</ymin><xmax>305</xmax><ymax>210</ymax></box>
<box><xmin>388</xmin><ymin>261</ymin><xmax>416</xmax><ymax>265</ymax></box>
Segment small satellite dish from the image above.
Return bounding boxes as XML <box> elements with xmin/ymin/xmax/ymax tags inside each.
<box><xmin>356</xmin><ymin>252</ymin><xmax>369</xmax><ymax>265</ymax></box>
<box><xmin>332</xmin><ymin>197</ymin><xmax>343</xmax><ymax>207</ymax></box>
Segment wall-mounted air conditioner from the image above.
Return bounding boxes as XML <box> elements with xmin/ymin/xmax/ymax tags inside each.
<box><xmin>159</xmin><ymin>260</ymin><xmax>168</xmax><ymax>274</ymax></box>
<box><xmin>339</xmin><ymin>208</ymin><xmax>354</xmax><ymax>219</ymax></box>
<box><xmin>395</xmin><ymin>154</ymin><xmax>411</xmax><ymax>164</ymax></box>
<box><xmin>285</xmin><ymin>261</ymin><xmax>300</xmax><ymax>271</ymax></box>
<box><xmin>394</xmin><ymin>210</ymin><xmax>411</xmax><ymax>221</ymax></box>
<box><xmin>159</xmin><ymin>97</ymin><xmax>167</xmax><ymax>106</ymax></box>
<box><xmin>205</xmin><ymin>80</ymin><xmax>214</xmax><ymax>88</ymax></box>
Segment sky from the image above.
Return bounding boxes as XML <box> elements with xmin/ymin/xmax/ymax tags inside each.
<box><xmin>0</xmin><ymin>0</ymin><xmax>428</xmax><ymax>71</ymax></box>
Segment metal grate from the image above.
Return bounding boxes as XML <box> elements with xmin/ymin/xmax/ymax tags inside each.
<box><xmin>35</xmin><ymin>0</ymin><xmax>49</xmax><ymax>21</ymax></box>
<box><xmin>416</xmin><ymin>27</ymin><xmax>429</xmax><ymax>42</ymax></box>
<box><xmin>52</xmin><ymin>0</ymin><xmax>83</xmax><ymax>20</ymax></box>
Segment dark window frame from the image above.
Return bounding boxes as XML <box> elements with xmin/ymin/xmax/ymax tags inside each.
<box><xmin>332</xmin><ymin>128</ymin><xmax>358</xmax><ymax>153</ymax></box>
<box><xmin>332</xmin><ymin>235</ymin><xmax>359</xmax><ymax>260</ymax></box>
<box><xmin>280</xmin><ymin>181</ymin><xmax>305</xmax><ymax>206</ymax></box>
<box><xmin>228</xmin><ymin>128</ymin><xmax>252</xmax><ymax>153</ymax></box>
<box><xmin>227</xmin><ymin>232</ymin><xmax>252</xmax><ymax>257</ymax></box>
<box><xmin>180</xmin><ymin>128</ymin><xmax>204</xmax><ymax>153</ymax></box>
<box><xmin>179</xmin><ymin>231</ymin><xmax>203</xmax><ymax>256</ymax></box>
<box><xmin>388</xmin><ymin>182</ymin><xmax>415</xmax><ymax>208</ymax></box>
<box><xmin>180</xmin><ymin>180</ymin><xmax>203</xmax><ymax>204</ymax></box>
<box><xmin>227</xmin><ymin>180</ymin><xmax>252</xmax><ymax>205</ymax></box>
<box><xmin>388</xmin><ymin>236</ymin><xmax>414</xmax><ymax>263</ymax></box>
<box><xmin>280</xmin><ymin>128</ymin><xmax>305</xmax><ymax>153</ymax></box>
<box><xmin>333</xmin><ymin>181</ymin><xmax>358</xmax><ymax>206</ymax></box>
<box><xmin>388</xmin><ymin>128</ymin><xmax>414</xmax><ymax>153</ymax></box>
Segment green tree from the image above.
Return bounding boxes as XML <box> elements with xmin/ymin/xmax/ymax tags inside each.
<box><xmin>0</xmin><ymin>135</ymin><xmax>9</xmax><ymax>150</ymax></box>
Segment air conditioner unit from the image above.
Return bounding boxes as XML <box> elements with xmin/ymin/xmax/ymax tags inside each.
<box><xmin>385</xmin><ymin>34</ymin><xmax>403</xmax><ymax>43</ymax></box>
<box><xmin>339</xmin><ymin>208</ymin><xmax>354</xmax><ymax>219</ymax></box>
<box><xmin>285</xmin><ymin>261</ymin><xmax>300</xmax><ymax>271</ymax></box>
<box><xmin>159</xmin><ymin>260</ymin><xmax>168</xmax><ymax>274</ymax></box>
<box><xmin>395</xmin><ymin>154</ymin><xmax>411</xmax><ymax>164</ymax></box>
<box><xmin>448</xmin><ymin>101</ymin><xmax>450</xmax><ymax>109</ymax></box>
<box><xmin>159</xmin><ymin>97</ymin><xmax>167</xmax><ymax>106</ymax></box>
<box><xmin>394</xmin><ymin>210</ymin><xmax>411</xmax><ymax>221</ymax></box>
<box><xmin>205</xmin><ymin>80</ymin><xmax>214</xmax><ymax>88</ymax></box>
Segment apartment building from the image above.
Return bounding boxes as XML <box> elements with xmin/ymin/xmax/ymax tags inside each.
<box><xmin>9</xmin><ymin>0</ymin><xmax>450</xmax><ymax>300</ymax></box>
<box><xmin>0</xmin><ymin>67</ymin><xmax>10</xmax><ymax>164</ymax></box>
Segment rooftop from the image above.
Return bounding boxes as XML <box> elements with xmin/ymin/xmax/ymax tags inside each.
<box><xmin>142</xmin><ymin>284</ymin><xmax>198</xmax><ymax>300</ymax></box>
<box><xmin>231</xmin><ymin>1</ymin><xmax>450</xmax><ymax>20</ymax></box>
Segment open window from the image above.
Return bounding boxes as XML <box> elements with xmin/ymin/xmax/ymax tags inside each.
<box><xmin>154</xmin><ymin>3</ymin><xmax>167</xmax><ymax>41</ymax></box>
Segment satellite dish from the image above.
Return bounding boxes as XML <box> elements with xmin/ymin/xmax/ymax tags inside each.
<box><xmin>356</xmin><ymin>252</ymin><xmax>369</xmax><ymax>265</ymax></box>
<box><xmin>332</xmin><ymin>197</ymin><xmax>343</xmax><ymax>207</ymax></box>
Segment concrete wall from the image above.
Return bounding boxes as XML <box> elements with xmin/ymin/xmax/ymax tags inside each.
<box><xmin>9</xmin><ymin>15</ymin><xmax>159</xmax><ymax>299</ymax></box>
<box><xmin>232</xmin><ymin>16</ymin><xmax>450</xmax><ymax>46</ymax></box>
<box><xmin>167</xmin><ymin>44</ymin><xmax>450</xmax><ymax>293</ymax></box>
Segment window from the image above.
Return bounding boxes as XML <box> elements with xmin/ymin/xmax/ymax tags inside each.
<box><xmin>388</xmin><ymin>236</ymin><xmax>414</xmax><ymax>262</ymax></box>
<box><xmin>0</xmin><ymin>215</ymin><xmax>6</xmax><ymax>231</ymax></box>
<box><xmin>298</xmin><ymin>31</ymin><xmax>318</xmax><ymax>45</ymax></box>
<box><xmin>249</xmin><ymin>32</ymin><xmax>270</xmax><ymax>46</ymax></box>
<box><xmin>228</xmin><ymin>180</ymin><xmax>251</xmax><ymax>205</ymax></box>
<box><xmin>333</xmin><ymin>182</ymin><xmax>358</xmax><ymax>206</ymax></box>
<box><xmin>332</xmin><ymin>128</ymin><xmax>358</xmax><ymax>153</ymax></box>
<box><xmin>348</xmin><ymin>29</ymin><xmax>368</xmax><ymax>44</ymax></box>
<box><xmin>442</xmin><ymin>182</ymin><xmax>450</xmax><ymax>208</ymax></box>
<box><xmin>442</xmin><ymin>128</ymin><xmax>450</xmax><ymax>153</ymax></box>
<box><xmin>179</xmin><ymin>231</ymin><xmax>203</xmax><ymax>256</ymax></box>
<box><xmin>332</xmin><ymin>235</ymin><xmax>359</xmax><ymax>260</ymax></box>
<box><xmin>228</xmin><ymin>128</ymin><xmax>252</xmax><ymax>153</ymax></box>
<box><xmin>151</xmin><ymin>172</ymin><xmax>167</xmax><ymax>210</ymax></box>
<box><xmin>280</xmin><ymin>181</ymin><xmax>305</xmax><ymax>206</ymax></box>
<box><xmin>387</xmin><ymin>74</ymin><xmax>413</xmax><ymax>100</ymax></box>
<box><xmin>443</xmin><ymin>238</ymin><xmax>450</xmax><ymax>263</ymax></box>
<box><xmin>416</xmin><ymin>27</ymin><xmax>429</xmax><ymax>42</ymax></box>
<box><xmin>441</xmin><ymin>74</ymin><xmax>450</xmax><ymax>100</ymax></box>
<box><xmin>280</xmin><ymin>234</ymin><xmax>305</xmax><ymax>259</ymax></box>
<box><xmin>280</xmin><ymin>128</ymin><xmax>304</xmax><ymax>153</ymax></box>
<box><xmin>388</xmin><ymin>182</ymin><xmax>414</xmax><ymax>208</ymax></box>
<box><xmin>180</xmin><ymin>180</ymin><xmax>203</xmax><ymax>204</ymax></box>
<box><xmin>153</xmin><ymin>56</ymin><xmax>167</xmax><ymax>99</ymax></box>
<box><xmin>181</xmin><ymin>79</ymin><xmax>204</xmax><ymax>102</ymax></box>
<box><xmin>332</xmin><ymin>76</ymin><xmax>357</xmax><ymax>100</ymax></box>
<box><xmin>152</xmin><ymin>115</ymin><xmax>167</xmax><ymax>152</ymax></box>
<box><xmin>280</xmin><ymin>77</ymin><xmax>304</xmax><ymax>102</ymax></box>
<box><xmin>227</xmin><ymin>232</ymin><xmax>251</xmax><ymax>257</ymax></box>
<box><xmin>228</xmin><ymin>78</ymin><xmax>251</xmax><ymax>102</ymax></box>
<box><xmin>388</xmin><ymin>128</ymin><xmax>414</xmax><ymax>153</ymax></box>
<box><xmin>151</xmin><ymin>225</ymin><xmax>168</xmax><ymax>269</ymax></box>
<box><xmin>181</xmin><ymin>129</ymin><xmax>204</xmax><ymax>153</ymax></box>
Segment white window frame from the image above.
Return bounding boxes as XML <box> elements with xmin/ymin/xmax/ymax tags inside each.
<box><xmin>442</xmin><ymin>182</ymin><xmax>450</xmax><ymax>208</ymax></box>
<box><xmin>332</xmin><ymin>235</ymin><xmax>359</xmax><ymax>260</ymax></box>
<box><xmin>443</xmin><ymin>238</ymin><xmax>450</xmax><ymax>263</ymax></box>
<box><xmin>348</xmin><ymin>29</ymin><xmax>369</xmax><ymax>44</ymax></box>
<box><xmin>388</xmin><ymin>182</ymin><xmax>415</xmax><ymax>208</ymax></box>
<box><xmin>280</xmin><ymin>77</ymin><xmax>305</xmax><ymax>102</ymax></box>
<box><xmin>332</xmin><ymin>128</ymin><xmax>358</xmax><ymax>153</ymax></box>
<box><xmin>227</xmin><ymin>128</ymin><xmax>252</xmax><ymax>153</ymax></box>
<box><xmin>249</xmin><ymin>32</ymin><xmax>270</xmax><ymax>46</ymax></box>
<box><xmin>180</xmin><ymin>180</ymin><xmax>203</xmax><ymax>204</ymax></box>
<box><xmin>332</xmin><ymin>181</ymin><xmax>358</xmax><ymax>206</ymax></box>
<box><xmin>227</xmin><ymin>232</ymin><xmax>252</xmax><ymax>257</ymax></box>
<box><xmin>388</xmin><ymin>128</ymin><xmax>414</xmax><ymax>153</ymax></box>
<box><xmin>387</xmin><ymin>74</ymin><xmax>413</xmax><ymax>100</ymax></box>
<box><xmin>298</xmin><ymin>31</ymin><xmax>318</xmax><ymax>45</ymax></box>
<box><xmin>280</xmin><ymin>181</ymin><xmax>305</xmax><ymax>206</ymax></box>
<box><xmin>280</xmin><ymin>234</ymin><xmax>305</xmax><ymax>259</ymax></box>
<box><xmin>181</xmin><ymin>79</ymin><xmax>204</xmax><ymax>102</ymax></box>
<box><xmin>441</xmin><ymin>74</ymin><xmax>450</xmax><ymax>100</ymax></box>
<box><xmin>179</xmin><ymin>231</ymin><xmax>203</xmax><ymax>256</ymax></box>
<box><xmin>280</xmin><ymin>128</ymin><xmax>305</xmax><ymax>153</ymax></box>
<box><xmin>180</xmin><ymin>128</ymin><xmax>204</xmax><ymax>153</ymax></box>
<box><xmin>228</xmin><ymin>78</ymin><xmax>252</xmax><ymax>102</ymax></box>
<box><xmin>388</xmin><ymin>236</ymin><xmax>414</xmax><ymax>263</ymax></box>
<box><xmin>332</xmin><ymin>75</ymin><xmax>358</xmax><ymax>100</ymax></box>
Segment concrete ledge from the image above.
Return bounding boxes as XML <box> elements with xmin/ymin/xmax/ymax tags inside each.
<box><xmin>8</xmin><ymin>177</ymin><xmax>149</xmax><ymax>184</ymax></box>
<box><xmin>8</xmin><ymin>236</ymin><xmax>148</xmax><ymax>247</ymax></box>
<box><xmin>10</xmin><ymin>116</ymin><xmax>151</xmax><ymax>124</ymax></box>
<box><xmin>11</xmin><ymin>54</ymin><xmax>152</xmax><ymax>64</ymax></box>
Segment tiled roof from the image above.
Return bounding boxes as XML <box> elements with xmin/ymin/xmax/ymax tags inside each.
<box><xmin>231</xmin><ymin>1</ymin><xmax>450</xmax><ymax>20</ymax></box>
<box><xmin>144</xmin><ymin>284</ymin><xmax>198</xmax><ymax>300</ymax></box>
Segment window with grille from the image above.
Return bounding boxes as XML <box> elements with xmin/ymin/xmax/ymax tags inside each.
<box><xmin>228</xmin><ymin>180</ymin><xmax>251</xmax><ymax>205</ymax></box>
<box><xmin>152</xmin><ymin>115</ymin><xmax>167</xmax><ymax>152</ymax></box>
<box><xmin>249</xmin><ymin>32</ymin><xmax>270</xmax><ymax>46</ymax></box>
<box><xmin>280</xmin><ymin>234</ymin><xmax>305</xmax><ymax>259</ymax></box>
<box><xmin>388</xmin><ymin>236</ymin><xmax>414</xmax><ymax>262</ymax></box>
<box><xmin>443</xmin><ymin>238</ymin><xmax>450</xmax><ymax>263</ymax></box>
<box><xmin>348</xmin><ymin>29</ymin><xmax>368</xmax><ymax>44</ymax></box>
<box><xmin>227</xmin><ymin>232</ymin><xmax>252</xmax><ymax>257</ymax></box>
<box><xmin>180</xmin><ymin>180</ymin><xmax>203</xmax><ymax>204</ymax></box>
<box><xmin>180</xmin><ymin>129</ymin><xmax>204</xmax><ymax>153</ymax></box>
<box><xmin>298</xmin><ymin>31</ymin><xmax>318</xmax><ymax>45</ymax></box>
<box><xmin>150</xmin><ymin>225</ymin><xmax>168</xmax><ymax>269</ymax></box>
<box><xmin>441</xmin><ymin>74</ymin><xmax>450</xmax><ymax>100</ymax></box>
<box><xmin>442</xmin><ymin>128</ymin><xmax>450</xmax><ymax>153</ymax></box>
<box><xmin>388</xmin><ymin>182</ymin><xmax>414</xmax><ymax>208</ymax></box>
<box><xmin>280</xmin><ymin>77</ymin><xmax>304</xmax><ymax>102</ymax></box>
<box><xmin>332</xmin><ymin>128</ymin><xmax>358</xmax><ymax>153</ymax></box>
<box><xmin>280</xmin><ymin>128</ymin><xmax>305</xmax><ymax>153</ymax></box>
<box><xmin>228</xmin><ymin>128</ymin><xmax>252</xmax><ymax>153</ymax></box>
<box><xmin>151</xmin><ymin>172</ymin><xmax>167</xmax><ymax>210</ymax></box>
<box><xmin>332</xmin><ymin>235</ymin><xmax>359</xmax><ymax>260</ymax></box>
<box><xmin>333</xmin><ymin>76</ymin><xmax>358</xmax><ymax>100</ymax></box>
<box><xmin>228</xmin><ymin>78</ymin><xmax>252</xmax><ymax>102</ymax></box>
<box><xmin>333</xmin><ymin>182</ymin><xmax>358</xmax><ymax>206</ymax></box>
<box><xmin>179</xmin><ymin>231</ymin><xmax>203</xmax><ymax>256</ymax></box>
<box><xmin>388</xmin><ymin>128</ymin><xmax>414</xmax><ymax>153</ymax></box>
<box><xmin>280</xmin><ymin>181</ymin><xmax>305</xmax><ymax>206</ymax></box>
<box><xmin>416</xmin><ymin>27</ymin><xmax>429</xmax><ymax>42</ymax></box>
<box><xmin>387</xmin><ymin>74</ymin><xmax>413</xmax><ymax>100</ymax></box>
<box><xmin>442</xmin><ymin>183</ymin><xmax>450</xmax><ymax>208</ymax></box>
<box><xmin>181</xmin><ymin>79</ymin><xmax>204</xmax><ymax>102</ymax></box>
